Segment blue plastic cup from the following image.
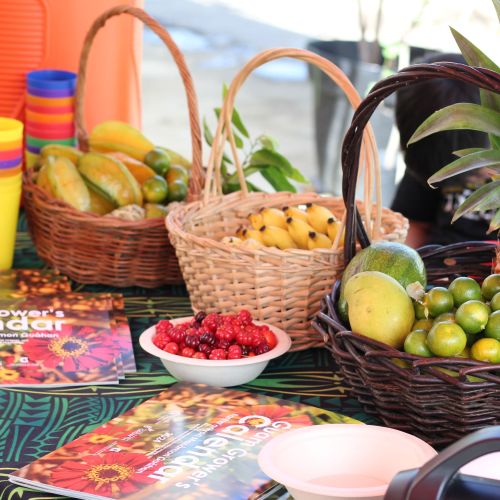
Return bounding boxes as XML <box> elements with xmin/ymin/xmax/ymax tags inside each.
<box><xmin>27</xmin><ymin>86</ymin><xmax>75</xmax><ymax>98</ymax></box>
<box><xmin>27</xmin><ymin>69</ymin><xmax>77</xmax><ymax>91</ymax></box>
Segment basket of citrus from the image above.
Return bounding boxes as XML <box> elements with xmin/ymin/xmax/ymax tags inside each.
<box><xmin>22</xmin><ymin>5</ymin><xmax>203</xmax><ymax>287</ymax></box>
<box><xmin>313</xmin><ymin>60</ymin><xmax>500</xmax><ymax>446</ymax></box>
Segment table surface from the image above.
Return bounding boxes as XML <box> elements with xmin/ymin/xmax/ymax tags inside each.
<box><xmin>0</xmin><ymin>219</ymin><xmax>378</xmax><ymax>499</ymax></box>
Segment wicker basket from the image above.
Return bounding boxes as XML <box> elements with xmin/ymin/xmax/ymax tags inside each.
<box><xmin>23</xmin><ymin>5</ymin><xmax>203</xmax><ymax>288</ymax></box>
<box><xmin>166</xmin><ymin>48</ymin><xmax>408</xmax><ymax>351</ymax></box>
<box><xmin>313</xmin><ymin>61</ymin><xmax>500</xmax><ymax>446</ymax></box>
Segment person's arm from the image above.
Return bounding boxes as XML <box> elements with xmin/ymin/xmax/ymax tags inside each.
<box><xmin>405</xmin><ymin>220</ymin><xmax>432</xmax><ymax>248</ymax></box>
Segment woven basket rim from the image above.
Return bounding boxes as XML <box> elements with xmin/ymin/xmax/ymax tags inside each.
<box><xmin>167</xmin><ymin>190</ymin><xmax>408</xmax><ymax>258</ymax></box>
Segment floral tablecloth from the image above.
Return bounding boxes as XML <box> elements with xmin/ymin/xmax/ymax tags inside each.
<box><xmin>0</xmin><ymin>220</ymin><xmax>377</xmax><ymax>499</ymax></box>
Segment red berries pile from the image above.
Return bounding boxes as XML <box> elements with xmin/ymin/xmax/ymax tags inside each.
<box><xmin>153</xmin><ymin>310</ymin><xmax>278</xmax><ymax>360</ymax></box>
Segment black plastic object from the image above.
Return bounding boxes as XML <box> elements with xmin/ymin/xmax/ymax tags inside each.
<box><xmin>385</xmin><ymin>426</ymin><xmax>500</xmax><ymax>500</ymax></box>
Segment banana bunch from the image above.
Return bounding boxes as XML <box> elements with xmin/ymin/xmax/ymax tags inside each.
<box><xmin>222</xmin><ymin>204</ymin><xmax>345</xmax><ymax>251</ymax></box>
<box><xmin>34</xmin><ymin>121</ymin><xmax>192</xmax><ymax>220</ymax></box>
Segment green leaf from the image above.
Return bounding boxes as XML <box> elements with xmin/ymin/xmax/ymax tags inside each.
<box><xmin>231</xmin><ymin>107</ymin><xmax>250</xmax><ymax>138</ymax></box>
<box><xmin>258</xmin><ymin>134</ymin><xmax>279</xmax><ymax>150</ymax></box>
<box><xmin>488</xmin><ymin>208</ymin><xmax>500</xmax><ymax>233</ymax></box>
<box><xmin>250</xmin><ymin>148</ymin><xmax>307</xmax><ymax>183</ymax></box>
<box><xmin>452</xmin><ymin>180</ymin><xmax>500</xmax><ymax>222</ymax></box>
<box><xmin>227</xmin><ymin>165</ymin><xmax>261</xmax><ymax>183</ymax></box>
<box><xmin>453</xmin><ymin>148</ymin><xmax>485</xmax><ymax>157</ymax></box>
<box><xmin>222</xmin><ymin>83</ymin><xmax>229</xmax><ymax>99</ymax></box>
<box><xmin>245</xmin><ymin>180</ymin><xmax>262</xmax><ymax>192</ymax></box>
<box><xmin>495</xmin><ymin>0</ymin><xmax>500</xmax><ymax>21</ymax></box>
<box><xmin>261</xmin><ymin>165</ymin><xmax>296</xmax><ymax>192</ymax></box>
<box><xmin>428</xmin><ymin>149</ymin><xmax>500</xmax><ymax>185</ymax></box>
<box><xmin>450</xmin><ymin>27</ymin><xmax>500</xmax><ymax>73</ymax></box>
<box><xmin>408</xmin><ymin>103</ymin><xmax>500</xmax><ymax>144</ymax></box>
<box><xmin>203</xmin><ymin>117</ymin><xmax>213</xmax><ymax>146</ymax></box>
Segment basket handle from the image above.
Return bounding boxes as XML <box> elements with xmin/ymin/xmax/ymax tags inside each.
<box><xmin>203</xmin><ymin>47</ymin><xmax>383</xmax><ymax>240</ymax></box>
<box><xmin>74</xmin><ymin>5</ymin><xmax>203</xmax><ymax>199</ymax></box>
<box><xmin>341</xmin><ymin>62</ymin><xmax>500</xmax><ymax>263</ymax></box>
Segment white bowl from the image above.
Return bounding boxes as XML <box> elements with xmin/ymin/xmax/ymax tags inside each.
<box><xmin>258</xmin><ymin>424</ymin><xmax>437</xmax><ymax>500</ymax></box>
<box><xmin>139</xmin><ymin>316</ymin><xmax>292</xmax><ymax>387</ymax></box>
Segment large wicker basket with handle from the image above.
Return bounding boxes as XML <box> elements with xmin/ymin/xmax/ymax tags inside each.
<box><xmin>22</xmin><ymin>5</ymin><xmax>203</xmax><ymax>288</ymax></box>
<box><xmin>313</xmin><ymin>61</ymin><xmax>500</xmax><ymax>446</ymax></box>
<box><xmin>166</xmin><ymin>47</ymin><xmax>408</xmax><ymax>351</ymax></box>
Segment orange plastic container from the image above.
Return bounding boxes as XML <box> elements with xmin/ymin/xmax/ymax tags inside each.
<box><xmin>0</xmin><ymin>0</ymin><xmax>143</xmax><ymax>131</ymax></box>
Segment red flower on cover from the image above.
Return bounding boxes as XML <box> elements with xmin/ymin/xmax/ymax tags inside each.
<box><xmin>23</xmin><ymin>325</ymin><xmax>115</xmax><ymax>372</ymax></box>
<box><xmin>233</xmin><ymin>404</ymin><xmax>314</xmax><ymax>427</ymax></box>
<box><xmin>65</xmin><ymin>424</ymin><xmax>132</xmax><ymax>451</ymax></box>
<box><xmin>49</xmin><ymin>452</ymin><xmax>153</xmax><ymax>497</ymax></box>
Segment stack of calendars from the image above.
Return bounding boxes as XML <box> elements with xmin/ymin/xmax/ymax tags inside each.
<box><xmin>0</xmin><ymin>269</ymin><xmax>135</xmax><ymax>387</ymax></box>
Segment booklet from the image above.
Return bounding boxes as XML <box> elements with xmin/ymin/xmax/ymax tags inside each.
<box><xmin>0</xmin><ymin>269</ymin><xmax>71</xmax><ymax>297</ymax></box>
<box><xmin>0</xmin><ymin>294</ymin><xmax>120</xmax><ymax>386</ymax></box>
<box><xmin>9</xmin><ymin>382</ymin><xmax>359</xmax><ymax>499</ymax></box>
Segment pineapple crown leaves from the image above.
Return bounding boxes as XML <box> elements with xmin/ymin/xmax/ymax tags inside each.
<box><xmin>407</xmin><ymin>0</ymin><xmax>500</xmax><ymax>233</ymax></box>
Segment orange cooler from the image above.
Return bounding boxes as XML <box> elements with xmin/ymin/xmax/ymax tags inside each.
<box><xmin>0</xmin><ymin>0</ymin><xmax>143</xmax><ymax>131</ymax></box>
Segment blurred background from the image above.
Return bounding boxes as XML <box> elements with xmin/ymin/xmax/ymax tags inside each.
<box><xmin>142</xmin><ymin>0</ymin><xmax>499</xmax><ymax>205</ymax></box>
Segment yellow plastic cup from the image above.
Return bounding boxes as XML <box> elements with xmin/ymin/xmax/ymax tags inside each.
<box><xmin>0</xmin><ymin>118</ymin><xmax>23</xmax><ymax>143</ymax></box>
<box><xmin>0</xmin><ymin>175</ymin><xmax>22</xmax><ymax>270</ymax></box>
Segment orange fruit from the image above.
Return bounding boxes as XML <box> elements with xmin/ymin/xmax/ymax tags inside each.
<box><xmin>144</xmin><ymin>148</ymin><xmax>170</xmax><ymax>176</ymax></box>
<box><xmin>427</xmin><ymin>321</ymin><xmax>467</xmax><ymax>357</ymax></box>
<box><xmin>404</xmin><ymin>330</ymin><xmax>433</xmax><ymax>357</ymax></box>
<box><xmin>481</xmin><ymin>274</ymin><xmax>500</xmax><ymax>301</ymax></box>
<box><xmin>166</xmin><ymin>165</ymin><xmax>189</xmax><ymax>184</ymax></box>
<box><xmin>455</xmin><ymin>300</ymin><xmax>490</xmax><ymax>334</ymax></box>
<box><xmin>470</xmin><ymin>338</ymin><xmax>500</xmax><ymax>363</ymax></box>
<box><xmin>142</xmin><ymin>175</ymin><xmax>168</xmax><ymax>203</ymax></box>
<box><xmin>448</xmin><ymin>277</ymin><xmax>482</xmax><ymax>307</ymax></box>
<box><xmin>166</xmin><ymin>179</ymin><xmax>188</xmax><ymax>203</ymax></box>
<box><xmin>412</xmin><ymin>318</ymin><xmax>434</xmax><ymax>331</ymax></box>
<box><xmin>433</xmin><ymin>312</ymin><xmax>455</xmax><ymax>324</ymax></box>
<box><xmin>414</xmin><ymin>300</ymin><xmax>427</xmax><ymax>320</ymax></box>
<box><xmin>485</xmin><ymin>310</ymin><xmax>500</xmax><ymax>341</ymax></box>
<box><xmin>490</xmin><ymin>292</ymin><xmax>500</xmax><ymax>312</ymax></box>
<box><xmin>425</xmin><ymin>287</ymin><xmax>454</xmax><ymax>317</ymax></box>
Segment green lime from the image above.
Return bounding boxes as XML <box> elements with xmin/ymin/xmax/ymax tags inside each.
<box><xmin>427</xmin><ymin>321</ymin><xmax>467</xmax><ymax>357</ymax></box>
<box><xmin>167</xmin><ymin>179</ymin><xmax>188</xmax><ymax>202</ymax></box>
<box><xmin>404</xmin><ymin>330</ymin><xmax>433</xmax><ymax>357</ymax></box>
<box><xmin>414</xmin><ymin>300</ymin><xmax>427</xmax><ymax>320</ymax></box>
<box><xmin>166</xmin><ymin>165</ymin><xmax>189</xmax><ymax>184</ymax></box>
<box><xmin>144</xmin><ymin>148</ymin><xmax>171</xmax><ymax>176</ymax></box>
<box><xmin>144</xmin><ymin>203</ymin><xmax>168</xmax><ymax>219</ymax></box>
<box><xmin>434</xmin><ymin>312</ymin><xmax>456</xmax><ymax>324</ymax></box>
<box><xmin>142</xmin><ymin>175</ymin><xmax>168</xmax><ymax>203</ymax></box>
<box><xmin>485</xmin><ymin>310</ymin><xmax>500</xmax><ymax>341</ymax></box>
<box><xmin>470</xmin><ymin>337</ymin><xmax>500</xmax><ymax>363</ymax></box>
<box><xmin>490</xmin><ymin>292</ymin><xmax>500</xmax><ymax>312</ymax></box>
<box><xmin>412</xmin><ymin>318</ymin><xmax>434</xmax><ymax>332</ymax></box>
<box><xmin>448</xmin><ymin>277</ymin><xmax>482</xmax><ymax>307</ymax></box>
<box><xmin>481</xmin><ymin>274</ymin><xmax>500</xmax><ymax>300</ymax></box>
<box><xmin>455</xmin><ymin>300</ymin><xmax>490</xmax><ymax>334</ymax></box>
<box><xmin>425</xmin><ymin>287</ymin><xmax>454</xmax><ymax>317</ymax></box>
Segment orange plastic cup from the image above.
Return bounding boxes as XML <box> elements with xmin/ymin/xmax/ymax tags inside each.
<box><xmin>26</xmin><ymin>94</ymin><xmax>75</xmax><ymax>107</ymax></box>
<box><xmin>0</xmin><ymin>165</ymin><xmax>22</xmax><ymax>177</ymax></box>
<box><xmin>25</xmin><ymin>109</ymin><xmax>74</xmax><ymax>124</ymax></box>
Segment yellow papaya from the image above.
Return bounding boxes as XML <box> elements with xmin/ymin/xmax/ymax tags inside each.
<box><xmin>46</xmin><ymin>156</ymin><xmax>90</xmax><ymax>212</ymax></box>
<box><xmin>40</xmin><ymin>144</ymin><xmax>83</xmax><ymax>165</ymax></box>
<box><xmin>36</xmin><ymin>164</ymin><xmax>54</xmax><ymax>197</ymax></box>
<box><xmin>78</xmin><ymin>152</ymin><xmax>143</xmax><ymax>207</ymax></box>
<box><xmin>105</xmin><ymin>152</ymin><xmax>156</xmax><ymax>185</ymax></box>
<box><xmin>88</xmin><ymin>187</ymin><xmax>116</xmax><ymax>215</ymax></box>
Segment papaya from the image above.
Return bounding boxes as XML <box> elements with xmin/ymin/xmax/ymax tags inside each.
<box><xmin>338</xmin><ymin>242</ymin><xmax>427</xmax><ymax>323</ymax></box>
<box><xmin>46</xmin><ymin>156</ymin><xmax>90</xmax><ymax>212</ymax></box>
<box><xmin>36</xmin><ymin>164</ymin><xmax>54</xmax><ymax>196</ymax></box>
<box><xmin>40</xmin><ymin>144</ymin><xmax>83</xmax><ymax>165</ymax></box>
<box><xmin>89</xmin><ymin>121</ymin><xmax>154</xmax><ymax>161</ymax></box>
<box><xmin>88</xmin><ymin>187</ymin><xmax>116</xmax><ymax>215</ymax></box>
<box><xmin>78</xmin><ymin>152</ymin><xmax>143</xmax><ymax>207</ymax></box>
<box><xmin>105</xmin><ymin>152</ymin><xmax>156</xmax><ymax>185</ymax></box>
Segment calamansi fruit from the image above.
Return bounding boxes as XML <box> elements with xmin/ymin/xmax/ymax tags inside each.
<box><xmin>142</xmin><ymin>175</ymin><xmax>168</xmax><ymax>203</ymax></box>
<box><xmin>434</xmin><ymin>312</ymin><xmax>456</xmax><ymax>324</ymax></box>
<box><xmin>425</xmin><ymin>287</ymin><xmax>454</xmax><ymax>317</ymax></box>
<box><xmin>490</xmin><ymin>292</ymin><xmax>500</xmax><ymax>312</ymax></box>
<box><xmin>414</xmin><ymin>300</ymin><xmax>427</xmax><ymax>320</ymax></box>
<box><xmin>485</xmin><ymin>310</ymin><xmax>500</xmax><ymax>341</ymax></box>
<box><xmin>166</xmin><ymin>165</ymin><xmax>189</xmax><ymax>184</ymax></box>
<box><xmin>470</xmin><ymin>338</ymin><xmax>500</xmax><ymax>363</ymax></box>
<box><xmin>455</xmin><ymin>300</ymin><xmax>490</xmax><ymax>334</ymax></box>
<box><xmin>404</xmin><ymin>330</ymin><xmax>433</xmax><ymax>357</ymax></box>
<box><xmin>412</xmin><ymin>318</ymin><xmax>434</xmax><ymax>331</ymax></box>
<box><xmin>167</xmin><ymin>179</ymin><xmax>188</xmax><ymax>202</ymax></box>
<box><xmin>427</xmin><ymin>321</ymin><xmax>467</xmax><ymax>357</ymax></box>
<box><xmin>481</xmin><ymin>274</ymin><xmax>500</xmax><ymax>301</ymax></box>
<box><xmin>144</xmin><ymin>148</ymin><xmax>171</xmax><ymax>176</ymax></box>
<box><xmin>448</xmin><ymin>277</ymin><xmax>482</xmax><ymax>307</ymax></box>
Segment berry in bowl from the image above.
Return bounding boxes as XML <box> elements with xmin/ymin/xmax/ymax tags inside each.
<box><xmin>139</xmin><ymin>311</ymin><xmax>292</xmax><ymax>387</ymax></box>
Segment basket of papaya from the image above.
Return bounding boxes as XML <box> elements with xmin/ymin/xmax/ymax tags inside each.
<box><xmin>22</xmin><ymin>5</ymin><xmax>203</xmax><ymax>288</ymax></box>
<box><xmin>313</xmin><ymin>59</ymin><xmax>500</xmax><ymax>446</ymax></box>
<box><xmin>166</xmin><ymin>47</ymin><xmax>409</xmax><ymax>351</ymax></box>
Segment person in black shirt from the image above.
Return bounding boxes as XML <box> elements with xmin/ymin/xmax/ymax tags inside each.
<box><xmin>391</xmin><ymin>53</ymin><xmax>491</xmax><ymax>247</ymax></box>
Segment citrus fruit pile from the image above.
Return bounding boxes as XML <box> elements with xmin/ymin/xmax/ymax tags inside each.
<box><xmin>153</xmin><ymin>311</ymin><xmax>278</xmax><ymax>360</ymax></box>
<box><xmin>404</xmin><ymin>274</ymin><xmax>500</xmax><ymax>363</ymax></box>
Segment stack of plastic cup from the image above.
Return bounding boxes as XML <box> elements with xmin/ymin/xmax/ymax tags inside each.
<box><xmin>25</xmin><ymin>69</ymin><xmax>77</xmax><ymax>168</ymax></box>
<box><xmin>0</xmin><ymin>117</ymin><xmax>23</xmax><ymax>270</ymax></box>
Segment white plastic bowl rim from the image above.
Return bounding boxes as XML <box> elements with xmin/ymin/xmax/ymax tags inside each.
<box><xmin>257</xmin><ymin>424</ymin><xmax>437</xmax><ymax>498</ymax></box>
<box><xmin>139</xmin><ymin>316</ymin><xmax>292</xmax><ymax>367</ymax></box>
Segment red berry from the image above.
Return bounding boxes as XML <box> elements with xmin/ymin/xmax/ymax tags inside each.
<box><xmin>238</xmin><ymin>310</ymin><xmax>252</xmax><ymax>325</ymax></box>
<box><xmin>200</xmin><ymin>331</ymin><xmax>216</xmax><ymax>346</ymax></box>
<box><xmin>236</xmin><ymin>331</ymin><xmax>253</xmax><ymax>346</ymax></box>
<box><xmin>202</xmin><ymin>312</ymin><xmax>220</xmax><ymax>333</ymax></box>
<box><xmin>156</xmin><ymin>320</ymin><xmax>173</xmax><ymax>335</ymax></box>
<box><xmin>184</xmin><ymin>334</ymin><xmax>200</xmax><ymax>349</ymax></box>
<box><xmin>209</xmin><ymin>349</ymin><xmax>227</xmax><ymax>360</ymax></box>
<box><xmin>164</xmin><ymin>342</ymin><xmax>180</xmax><ymax>355</ymax></box>
<box><xmin>198</xmin><ymin>343</ymin><xmax>212</xmax><ymax>356</ymax></box>
<box><xmin>255</xmin><ymin>343</ymin><xmax>271</xmax><ymax>355</ymax></box>
<box><xmin>248</xmin><ymin>351</ymin><xmax>256</xmax><ymax>357</ymax></box>
<box><xmin>227</xmin><ymin>345</ymin><xmax>242</xmax><ymax>359</ymax></box>
<box><xmin>181</xmin><ymin>347</ymin><xmax>195</xmax><ymax>357</ymax></box>
<box><xmin>195</xmin><ymin>311</ymin><xmax>207</xmax><ymax>324</ymax></box>
<box><xmin>169</xmin><ymin>326</ymin><xmax>187</xmax><ymax>344</ymax></box>
<box><xmin>153</xmin><ymin>331</ymin><xmax>171</xmax><ymax>349</ymax></box>
<box><xmin>193</xmin><ymin>351</ymin><xmax>207</xmax><ymax>359</ymax></box>
<box><xmin>261</xmin><ymin>328</ymin><xmax>277</xmax><ymax>349</ymax></box>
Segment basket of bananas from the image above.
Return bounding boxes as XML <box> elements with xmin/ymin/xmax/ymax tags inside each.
<box><xmin>22</xmin><ymin>5</ymin><xmax>203</xmax><ymax>288</ymax></box>
<box><xmin>166</xmin><ymin>47</ymin><xmax>408</xmax><ymax>351</ymax></box>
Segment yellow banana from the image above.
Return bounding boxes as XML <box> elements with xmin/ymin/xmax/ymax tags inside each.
<box><xmin>249</xmin><ymin>213</ymin><xmax>264</xmax><ymax>230</ymax></box>
<box><xmin>307</xmin><ymin>231</ymin><xmax>333</xmax><ymax>250</ymax></box>
<box><xmin>259</xmin><ymin>225</ymin><xmax>298</xmax><ymax>250</ymax></box>
<box><xmin>221</xmin><ymin>236</ymin><xmax>243</xmax><ymax>246</ymax></box>
<box><xmin>286</xmin><ymin>216</ymin><xmax>315</xmax><ymax>249</ymax></box>
<box><xmin>283</xmin><ymin>205</ymin><xmax>308</xmax><ymax>222</ymax></box>
<box><xmin>327</xmin><ymin>218</ymin><xmax>345</xmax><ymax>245</ymax></box>
<box><xmin>260</xmin><ymin>207</ymin><xmax>287</xmax><ymax>229</ymax></box>
<box><xmin>306</xmin><ymin>203</ymin><xmax>335</xmax><ymax>234</ymax></box>
<box><xmin>242</xmin><ymin>238</ymin><xmax>264</xmax><ymax>249</ymax></box>
<box><xmin>237</xmin><ymin>227</ymin><xmax>265</xmax><ymax>243</ymax></box>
